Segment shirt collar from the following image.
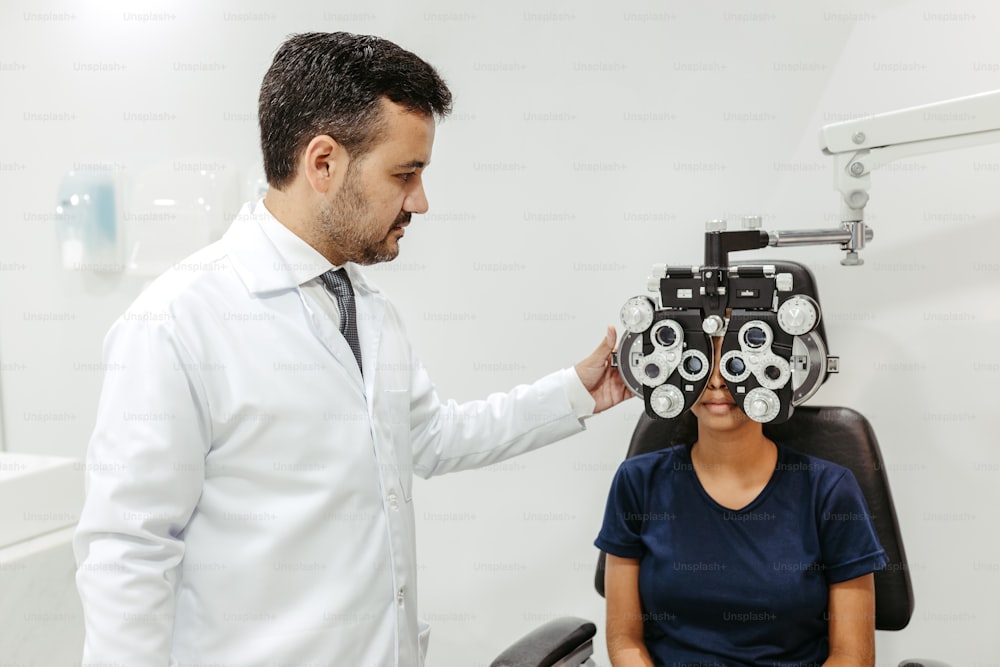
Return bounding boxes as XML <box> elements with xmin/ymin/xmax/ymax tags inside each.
<box><xmin>227</xmin><ymin>198</ymin><xmax>377</xmax><ymax>295</ymax></box>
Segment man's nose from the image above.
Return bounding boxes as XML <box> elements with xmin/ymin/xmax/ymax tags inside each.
<box><xmin>404</xmin><ymin>182</ymin><xmax>428</xmax><ymax>214</ymax></box>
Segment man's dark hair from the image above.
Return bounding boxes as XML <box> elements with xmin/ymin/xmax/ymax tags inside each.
<box><xmin>258</xmin><ymin>32</ymin><xmax>453</xmax><ymax>189</ymax></box>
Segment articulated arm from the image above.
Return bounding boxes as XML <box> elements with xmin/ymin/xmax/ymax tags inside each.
<box><xmin>818</xmin><ymin>89</ymin><xmax>1000</xmax><ymax>264</ymax></box>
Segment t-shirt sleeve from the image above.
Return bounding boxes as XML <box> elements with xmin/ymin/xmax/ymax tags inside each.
<box><xmin>819</xmin><ymin>469</ymin><xmax>889</xmax><ymax>584</ymax></box>
<box><xmin>595</xmin><ymin>460</ymin><xmax>646</xmax><ymax>559</ymax></box>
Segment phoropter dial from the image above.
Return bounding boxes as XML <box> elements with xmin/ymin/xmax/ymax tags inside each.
<box><xmin>777</xmin><ymin>294</ymin><xmax>820</xmax><ymax>336</ymax></box>
<box><xmin>743</xmin><ymin>387</ymin><xmax>781</xmax><ymax>423</ymax></box>
<box><xmin>649</xmin><ymin>384</ymin><xmax>685</xmax><ymax>419</ymax></box>
<box><xmin>620</xmin><ymin>296</ymin><xmax>656</xmax><ymax>334</ymax></box>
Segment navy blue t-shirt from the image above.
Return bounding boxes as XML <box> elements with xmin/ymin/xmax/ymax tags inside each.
<box><xmin>595</xmin><ymin>443</ymin><xmax>887</xmax><ymax>667</ymax></box>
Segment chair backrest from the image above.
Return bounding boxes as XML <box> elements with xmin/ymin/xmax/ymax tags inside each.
<box><xmin>595</xmin><ymin>406</ymin><xmax>915</xmax><ymax>631</ymax></box>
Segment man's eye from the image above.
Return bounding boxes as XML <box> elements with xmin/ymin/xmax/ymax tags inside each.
<box><xmin>398</xmin><ymin>172</ymin><xmax>414</xmax><ymax>182</ymax></box>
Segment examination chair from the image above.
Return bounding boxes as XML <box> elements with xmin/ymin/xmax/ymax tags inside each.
<box><xmin>490</xmin><ymin>260</ymin><xmax>948</xmax><ymax>667</ymax></box>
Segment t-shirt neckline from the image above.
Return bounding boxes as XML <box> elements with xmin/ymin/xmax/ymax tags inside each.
<box><xmin>680</xmin><ymin>442</ymin><xmax>786</xmax><ymax>514</ymax></box>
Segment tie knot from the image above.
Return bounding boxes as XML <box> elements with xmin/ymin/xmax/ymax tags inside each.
<box><xmin>320</xmin><ymin>268</ymin><xmax>353</xmax><ymax>298</ymax></box>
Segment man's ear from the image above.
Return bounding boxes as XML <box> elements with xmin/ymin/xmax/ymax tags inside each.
<box><xmin>301</xmin><ymin>135</ymin><xmax>350</xmax><ymax>194</ymax></box>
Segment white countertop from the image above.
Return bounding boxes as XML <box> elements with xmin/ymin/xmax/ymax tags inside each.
<box><xmin>0</xmin><ymin>453</ymin><xmax>83</xmax><ymax>549</ymax></box>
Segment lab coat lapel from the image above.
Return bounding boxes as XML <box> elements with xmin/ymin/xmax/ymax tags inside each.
<box><xmin>352</xmin><ymin>273</ymin><xmax>386</xmax><ymax>403</ymax></box>
<box><xmin>222</xmin><ymin>204</ymin><xmax>367</xmax><ymax>394</ymax></box>
<box><xmin>297</xmin><ymin>286</ymin><xmax>366</xmax><ymax>394</ymax></box>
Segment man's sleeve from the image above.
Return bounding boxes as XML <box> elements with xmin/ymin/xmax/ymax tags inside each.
<box><xmin>73</xmin><ymin>315</ymin><xmax>209</xmax><ymax>666</ymax></box>
<box><xmin>406</xmin><ymin>350</ymin><xmax>588</xmax><ymax>479</ymax></box>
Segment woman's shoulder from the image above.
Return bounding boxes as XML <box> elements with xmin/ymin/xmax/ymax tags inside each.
<box><xmin>775</xmin><ymin>443</ymin><xmax>857</xmax><ymax>490</ymax></box>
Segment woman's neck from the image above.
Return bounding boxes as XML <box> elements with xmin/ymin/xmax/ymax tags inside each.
<box><xmin>691</xmin><ymin>428</ymin><xmax>775</xmax><ymax>471</ymax></box>
<box><xmin>690</xmin><ymin>428</ymin><xmax>778</xmax><ymax>510</ymax></box>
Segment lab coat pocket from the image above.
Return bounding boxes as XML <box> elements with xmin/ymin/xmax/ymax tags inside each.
<box><xmin>383</xmin><ymin>388</ymin><xmax>414</xmax><ymax>502</ymax></box>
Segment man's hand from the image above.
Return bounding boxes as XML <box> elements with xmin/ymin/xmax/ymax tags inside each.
<box><xmin>575</xmin><ymin>326</ymin><xmax>633</xmax><ymax>414</ymax></box>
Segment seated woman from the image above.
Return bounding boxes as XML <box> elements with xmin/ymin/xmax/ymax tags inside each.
<box><xmin>596</xmin><ymin>336</ymin><xmax>887</xmax><ymax>667</ymax></box>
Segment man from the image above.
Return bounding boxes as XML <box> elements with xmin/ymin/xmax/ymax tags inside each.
<box><xmin>74</xmin><ymin>32</ymin><xmax>630</xmax><ymax>666</ymax></box>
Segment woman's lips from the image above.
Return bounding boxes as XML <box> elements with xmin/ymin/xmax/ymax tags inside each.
<box><xmin>702</xmin><ymin>400</ymin><xmax>737</xmax><ymax>414</ymax></box>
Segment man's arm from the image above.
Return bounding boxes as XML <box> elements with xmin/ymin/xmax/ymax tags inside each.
<box><xmin>73</xmin><ymin>316</ymin><xmax>208</xmax><ymax>665</ymax></box>
<box><xmin>604</xmin><ymin>554</ymin><xmax>655</xmax><ymax>667</ymax></box>
<box><xmin>407</xmin><ymin>327</ymin><xmax>632</xmax><ymax>478</ymax></box>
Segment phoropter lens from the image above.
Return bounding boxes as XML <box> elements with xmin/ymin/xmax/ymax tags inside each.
<box><xmin>725</xmin><ymin>356</ymin><xmax>746</xmax><ymax>376</ymax></box>
<box><xmin>744</xmin><ymin>326</ymin><xmax>767</xmax><ymax>348</ymax></box>
<box><xmin>683</xmin><ymin>356</ymin><xmax>703</xmax><ymax>375</ymax></box>
<box><xmin>655</xmin><ymin>326</ymin><xmax>677</xmax><ymax>348</ymax></box>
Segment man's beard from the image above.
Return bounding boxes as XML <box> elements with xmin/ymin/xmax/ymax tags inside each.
<box><xmin>317</xmin><ymin>168</ymin><xmax>408</xmax><ymax>265</ymax></box>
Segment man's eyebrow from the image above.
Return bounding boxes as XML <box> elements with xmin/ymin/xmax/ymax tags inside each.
<box><xmin>394</xmin><ymin>160</ymin><xmax>427</xmax><ymax>170</ymax></box>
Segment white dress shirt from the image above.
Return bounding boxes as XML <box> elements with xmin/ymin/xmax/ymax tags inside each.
<box><xmin>74</xmin><ymin>199</ymin><xmax>595</xmax><ymax>667</ymax></box>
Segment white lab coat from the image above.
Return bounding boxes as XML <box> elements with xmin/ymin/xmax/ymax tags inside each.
<box><xmin>74</xmin><ymin>201</ymin><xmax>590</xmax><ymax>667</ymax></box>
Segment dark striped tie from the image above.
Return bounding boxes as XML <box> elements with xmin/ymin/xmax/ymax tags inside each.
<box><xmin>319</xmin><ymin>268</ymin><xmax>363</xmax><ymax>375</ymax></box>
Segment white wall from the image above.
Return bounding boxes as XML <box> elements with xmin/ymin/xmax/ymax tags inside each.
<box><xmin>1</xmin><ymin>0</ymin><xmax>999</xmax><ymax>665</ymax></box>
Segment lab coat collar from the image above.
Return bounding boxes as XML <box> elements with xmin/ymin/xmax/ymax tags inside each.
<box><xmin>222</xmin><ymin>199</ymin><xmax>379</xmax><ymax>297</ymax></box>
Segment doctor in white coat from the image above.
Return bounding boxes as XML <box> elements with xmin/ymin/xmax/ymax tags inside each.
<box><xmin>73</xmin><ymin>32</ymin><xmax>630</xmax><ymax>667</ymax></box>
